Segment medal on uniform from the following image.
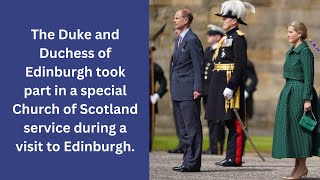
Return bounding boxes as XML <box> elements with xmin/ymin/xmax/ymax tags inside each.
<box><xmin>222</xmin><ymin>38</ymin><xmax>233</xmax><ymax>47</ymax></box>
<box><xmin>221</xmin><ymin>49</ymin><xmax>226</xmax><ymax>58</ymax></box>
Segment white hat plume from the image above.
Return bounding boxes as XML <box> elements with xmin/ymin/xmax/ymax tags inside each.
<box><xmin>221</xmin><ymin>0</ymin><xmax>255</xmax><ymax>21</ymax></box>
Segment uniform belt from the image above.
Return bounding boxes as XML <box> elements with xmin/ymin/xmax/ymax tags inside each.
<box><xmin>213</xmin><ymin>63</ymin><xmax>234</xmax><ymax>71</ymax></box>
<box><xmin>213</xmin><ymin>63</ymin><xmax>240</xmax><ymax>112</ymax></box>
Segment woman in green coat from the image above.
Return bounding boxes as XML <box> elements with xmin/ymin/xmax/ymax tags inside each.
<box><xmin>272</xmin><ymin>21</ymin><xmax>319</xmax><ymax>179</ymax></box>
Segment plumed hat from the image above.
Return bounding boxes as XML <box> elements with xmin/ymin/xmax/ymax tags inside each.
<box><xmin>215</xmin><ymin>0</ymin><xmax>255</xmax><ymax>26</ymax></box>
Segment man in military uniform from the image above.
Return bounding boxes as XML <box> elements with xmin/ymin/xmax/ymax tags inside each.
<box><xmin>204</xmin><ymin>0</ymin><xmax>255</xmax><ymax>167</ymax></box>
<box><xmin>150</xmin><ymin>47</ymin><xmax>168</xmax><ymax>152</ymax></box>
<box><xmin>202</xmin><ymin>24</ymin><xmax>226</xmax><ymax>155</ymax></box>
<box><xmin>243</xmin><ymin>59</ymin><xmax>258</xmax><ymax>152</ymax></box>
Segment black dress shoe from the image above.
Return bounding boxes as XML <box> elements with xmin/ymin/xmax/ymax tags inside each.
<box><xmin>215</xmin><ymin>159</ymin><xmax>226</xmax><ymax>166</ymax></box>
<box><xmin>172</xmin><ymin>165</ymin><xmax>183</xmax><ymax>171</ymax></box>
<box><xmin>215</xmin><ymin>159</ymin><xmax>242</xmax><ymax>167</ymax></box>
<box><xmin>179</xmin><ymin>166</ymin><xmax>200</xmax><ymax>172</ymax></box>
<box><xmin>168</xmin><ymin>147</ymin><xmax>186</xmax><ymax>154</ymax></box>
<box><xmin>172</xmin><ymin>165</ymin><xmax>200</xmax><ymax>172</ymax></box>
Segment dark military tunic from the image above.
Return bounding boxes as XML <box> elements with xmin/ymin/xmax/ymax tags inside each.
<box><xmin>245</xmin><ymin>60</ymin><xmax>258</xmax><ymax>119</ymax></box>
<box><xmin>242</xmin><ymin>60</ymin><xmax>258</xmax><ymax>153</ymax></box>
<box><xmin>205</xmin><ymin>27</ymin><xmax>247</xmax><ymax>121</ymax></box>
<box><xmin>203</xmin><ymin>46</ymin><xmax>226</xmax><ymax>155</ymax></box>
<box><xmin>149</xmin><ymin>62</ymin><xmax>167</xmax><ymax>151</ymax></box>
<box><xmin>149</xmin><ymin>62</ymin><xmax>168</xmax><ymax>113</ymax></box>
<box><xmin>203</xmin><ymin>46</ymin><xmax>215</xmax><ymax>98</ymax></box>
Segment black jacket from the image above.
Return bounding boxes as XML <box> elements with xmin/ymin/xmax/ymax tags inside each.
<box><xmin>205</xmin><ymin>27</ymin><xmax>247</xmax><ymax>121</ymax></box>
<box><xmin>150</xmin><ymin>62</ymin><xmax>167</xmax><ymax>113</ymax></box>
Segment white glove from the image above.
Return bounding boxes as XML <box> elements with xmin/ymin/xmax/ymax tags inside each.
<box><xmin>244</xmin><ymin>91</ymin><xmax>249</xmax><ymax>99</ymax></box>
<box><xmin>223</xmin><ymin>88</ymin><xmax>234</xmax><ymax>100</ymax></box>
<box><xmin>150</xmin><ymin>93</ymin><xmax>160</xmax><ymax>104</ymax></box>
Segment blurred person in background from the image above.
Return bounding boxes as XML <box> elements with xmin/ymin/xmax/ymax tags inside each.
<box><xmin>242</xmin><ymin>59</ymin><xmax>258</xmax><ymax>153</ymax></box>
<box><xmin>150</xmin><ymin>46</ymin><xmax>168</xmax><ymax>152</ymax></box>
<box><xmin>202</xmin><ymin>24</ymin><xmax>226</xmax><ymax>155</ymax></box>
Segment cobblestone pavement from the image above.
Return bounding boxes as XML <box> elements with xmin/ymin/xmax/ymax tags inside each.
<box><xmin>150</xmin><ymin>152</ymin><xmax>320</xmax><ymax>180</ymax></box>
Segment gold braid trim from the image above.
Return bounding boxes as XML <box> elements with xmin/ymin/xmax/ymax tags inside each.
<box><xmin>236</xmin><ymin>30</ymin><xmax>245</xmax><ymax>36</ymax></box>
<box><xmin>212</xmin><ymin>36</ymin><xmax>226</xmax><ymax>61</ymax></box>
<box><xmin>214</xmin><ymin>63</ymin><xmax>241</xmax><ymax>112</ymax></box>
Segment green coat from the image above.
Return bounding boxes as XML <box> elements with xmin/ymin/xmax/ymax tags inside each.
<box><xmin>272</xmin><ymin>41</ymin><xmax>320</xmax><ymax>158</ymax></box>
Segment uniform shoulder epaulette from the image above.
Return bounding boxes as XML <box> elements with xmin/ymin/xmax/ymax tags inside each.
<box><xmin>236</xmin><ymin>30</ymin><xmax>245</xmax><ymax>36</ymax></box>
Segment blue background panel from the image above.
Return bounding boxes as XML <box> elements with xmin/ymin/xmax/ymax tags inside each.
<box><xmin>0</xmin><ymin>1</ymin><xmax>149</xmax><ymax>179</ymax></box>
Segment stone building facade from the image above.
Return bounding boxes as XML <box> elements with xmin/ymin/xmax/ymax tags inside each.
<box><xmin>150</xmin><ymin>0</ymin><xmax>320</xmax><ymax>135</ymax></box>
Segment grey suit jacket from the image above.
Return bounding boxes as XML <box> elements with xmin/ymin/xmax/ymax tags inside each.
<box><xmin>171</xmin><ymin>29</ymin><xmax>204</xmax><ymax>101</ymax></box>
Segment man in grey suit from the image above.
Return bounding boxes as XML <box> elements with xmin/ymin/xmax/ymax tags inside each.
<box><xmin>171</xmin><ymin>9</ymin><xmax>204</xmax><ymax>172</ymax></box>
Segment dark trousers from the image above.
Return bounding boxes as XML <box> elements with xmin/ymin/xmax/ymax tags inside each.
<box><xmin>173</xmin><ymin>99</ymin><xmax>203</xmax><ymax>168</ymax></box>
<box><xmin>203</xmin><ymin>95</ymin><xmax>225</xmax><ymax>154</ymax></box>
<box><xmin>207</xmin><ymin>120</ymin><xmax>225</xmax><ymax>154</ymax></box>
<box><xmin>225</xmin><ymin>119</ymin><xmax>245</xmax><ymax>165</ymax></box>
<box><xmin>243</xmin><ymin>96</ymin><xmax>253</xmax><ymax>154</ymax></box>
<box><xmin>172</xmin><ymin>100</ymin><xmax>184</xmax><ymax>149</ymax></box>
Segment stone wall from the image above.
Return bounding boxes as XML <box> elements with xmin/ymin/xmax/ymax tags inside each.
<box><xmin>149</xmin><ymin>0</ymin><xmax>320</xmax><ymax>135</ymax></box>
